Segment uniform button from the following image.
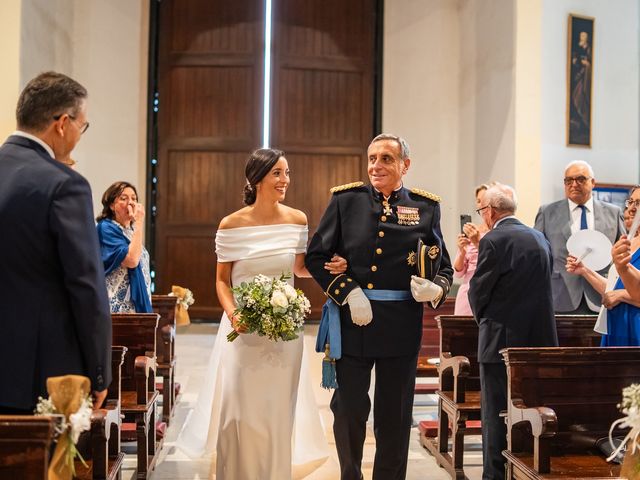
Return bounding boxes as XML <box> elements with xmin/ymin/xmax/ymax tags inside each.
<box><xmin>335</xmin><ymin>289</ymin><xmax>340</xmax><ymax>295</ymax></box>
<box><xmin>381</xmin><ymin>216</ymin><xmax>387</xmax><ymax>222</ymax></box>
<box><xmin>340</xmin><ymin>282</ymin><xmax>346</xmax><ymax>287</ymax></box>
<box><xmin>347</xmin><ymin>278</ymin><xmax>353</xmax><ymax>282</ymax></box>
<box><xmin>376</xmin><ymin>248</ymin><xmax>382</xmax><ymax>254</ymax></box>
<box><xmin>371</xmin><ymin>265</ymin><xmax>377</xmax><ymax>272</ymax></box>
<box><xmin>378</xmin><ymin>231</ymin><xmax>385</xmax><ymax>237</ymax></box>
<box><xmin>367</xmin><ymin>283</ymin><xmax>374</xmax><ymax>289</ymax></box>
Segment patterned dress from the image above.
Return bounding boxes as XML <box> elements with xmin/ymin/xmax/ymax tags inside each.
<box><xmin>103</xmin><ymin>220</ymin><xmax>151</xmax><ymax>313</ymax></box>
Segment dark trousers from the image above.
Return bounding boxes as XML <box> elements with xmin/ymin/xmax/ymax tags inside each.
<box><xmin>331</xmin><ymin>353</ymin><xmax>418</xmax><ymax>480</ymax></box>
<box><xmin>480</xmin><ymin>362</ymin><xmax>508</xmax><ymax>480</ymax></box>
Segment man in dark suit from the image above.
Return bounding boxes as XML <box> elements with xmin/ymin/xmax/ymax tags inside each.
<box><xmin>534</xmin><ymin>160</ymin><xmax>624</xmax><ymax>313</ymax></box>
<box><xmin>306</xmin><ymin>134</ymin><xmax>453</xmax><ymax>480</ymax></box>
<box><xmin>469</xmin><ymin>183</ymin><xmax>558</xmax><ymax>480</ymax></box>
<box><xmin>0</xmin><ymin>72</ymin><xmax>112</xmax><ymax>413</ymax></box>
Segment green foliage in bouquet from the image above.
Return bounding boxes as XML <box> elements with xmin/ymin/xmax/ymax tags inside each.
<box><xmin>227</xmin><ymin>273</ymin><xmax>311</xmax><ymax>342</ymax></box>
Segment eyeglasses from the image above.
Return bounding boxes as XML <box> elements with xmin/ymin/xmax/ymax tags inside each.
<box><xmin>625</xmin><ymin>199</ymin><xmax>640</xmax><ymax>209</ymax></box>
<box><xmin>563</xmin><ymin>176</ymin><xmax>591</xmax><ymax>186</ymax></box>
<box><xmin>476</xmin><ymin>205</ymin><xmax>491</xmax><ymax>215</ymax></box>
<box><xmin>53</xmin><ymin>113</ymin><xmax>90</xmax><ymax>134</ymax></box>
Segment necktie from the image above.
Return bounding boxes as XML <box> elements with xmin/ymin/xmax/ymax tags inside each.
<box><xmin>578</xmin><ymin>205</ymin><xmax>588</xmax><ymax>230</ymax></box>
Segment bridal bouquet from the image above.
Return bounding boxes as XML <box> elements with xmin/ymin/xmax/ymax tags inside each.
<box><xmin>227</xmin><ymin>273</ymin><xmax>310</xmax><ymax>342</ymax></box>
<box><xmin>608</xmin><ymin>383</ymin><xmax>640</xmax><ymax>477</ymax></box>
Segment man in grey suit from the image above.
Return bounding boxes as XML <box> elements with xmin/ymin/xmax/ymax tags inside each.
<box><xmin>534</xmin><ymin>160</ymin><xmax>625</xmax><ymax>313</ymax></box>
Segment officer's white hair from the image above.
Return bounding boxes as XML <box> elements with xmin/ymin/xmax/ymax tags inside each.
<box><xmin>371</xmin><ymin>133</ymin><xmax>410</xmax><ymax>160</ymax></box>
<box><xmin>565</xmin><ymin>160</ymin><xmax>594</xmax><ymax>178</ymax></box>
<box><xmin>486</xmin><ymin>183</ymin><xmax>517</xmax><ymax>214</ymax></box>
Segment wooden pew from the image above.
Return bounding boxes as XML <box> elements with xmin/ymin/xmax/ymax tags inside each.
<box><xmin>112</xmin><ymin>313</ymin><xmax>161</xmax><ymax>480</ymax></box>
<box><xmin>502</xmin><ymin>347</ymin><xmax>640</xmax><ymax>479</ymax></box>
<box><xmin>421</xmin><ymin>315</ymin><xmax>600</xmax><ymax>480</ymax></box>
<box><xmin>152</xmin><ymin>294</ymin><xmax>178</xmax><ymax>425</ymax></box>
<box><xmin>0</xmin><ymin>415</ymin><xmax>55</xmax><ymax>479</ymax></box>
<box><xmin>75</xmin><ymin>345</ymin><xmax>127</xmax><ymax>480</ymax></box>
<box><xmin>416</xmin><ymin>297</ymin><xmax>455</xmax><ymax>395</ymax></box>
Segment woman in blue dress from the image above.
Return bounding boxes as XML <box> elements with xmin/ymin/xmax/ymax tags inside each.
<box><xmin>566</xmin><ymin>186</ymin><xmax>640</xmax><ymax>346</ymax></box>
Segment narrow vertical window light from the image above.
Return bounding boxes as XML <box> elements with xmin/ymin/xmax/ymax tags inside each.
<box><xmin>262</xmin><ymin>0</ymin><xmax>273</xmax><ymax>148</ymax></box>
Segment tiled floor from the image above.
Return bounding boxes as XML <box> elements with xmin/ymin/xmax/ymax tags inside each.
<box><xmin>121</xmin><ymin>323</ymin><xmax>483</xmax><ymax>479</ymax></box>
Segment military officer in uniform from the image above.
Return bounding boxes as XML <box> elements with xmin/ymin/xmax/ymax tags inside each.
<box><xmin>306</xmin><ymin>133</ymin><xmax>453</xmax><ymax>480</ymax></box>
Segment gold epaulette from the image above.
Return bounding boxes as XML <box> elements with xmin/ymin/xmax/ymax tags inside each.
<box><xmin>411</xmin><ymin>188</ymin><xmax>441</xmax><ymax>203</ymax></box>
<box><xmin>330</xmin><ymin>181</ymin><xmax>364</xmax><ymax>193</ymax></box>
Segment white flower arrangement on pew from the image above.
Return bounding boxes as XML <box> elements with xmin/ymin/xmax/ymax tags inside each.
<box><xmin>227</xmin><ymin>273</ymin><xmax>310</xmax><ymax>342</ymax></box>
<box><xmin>35</xmin><ymin>394</ymin><xmax>93</xmax><ymax>475</ymax></box>
<box><xmin>177</xmin><ymin>288</ymin><xmax>195</xmax><ymax>310</ymax></box>
<box><xmin>608</xmin><ymin>383</ymin><xmax>640</xmax><ymax>472</ymax></box>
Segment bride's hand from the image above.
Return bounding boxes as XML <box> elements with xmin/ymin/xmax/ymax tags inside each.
<box><xmin>325</xmin><ymin>254</ymin><xmax>348</xmax><ymax>275</ymax></box>
<box><xmin>231</xmin><ymin>314</ymin><xmax>247</xmax><ymax>333</ymax></box>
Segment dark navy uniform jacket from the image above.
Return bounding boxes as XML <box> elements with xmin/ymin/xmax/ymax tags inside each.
<box><xmin>306</xmin><ymin>183</ymin><xmax>453</xmax><ymax>358</ymax></box>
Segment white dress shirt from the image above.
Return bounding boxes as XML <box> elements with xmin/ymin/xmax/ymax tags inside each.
<box><xmin>568</xmin><ymin>196</ymin><xmax>594</xmax><ymax>233</ymax></box>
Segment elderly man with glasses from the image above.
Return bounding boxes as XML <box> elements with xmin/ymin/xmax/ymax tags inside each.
<box><xmin>534</xmin><ymin>160</ymin><xmax>625</xmax><ymax>314</ymax></box>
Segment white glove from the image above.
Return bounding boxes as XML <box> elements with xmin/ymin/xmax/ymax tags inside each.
<box><xmin>410</xmin><ymin>275</ymin><xmax>443</xmax><ymax>303</ymax></box>
<box><xmin>345</xmin><ymin>288</ymin><xmax>373</xmax><ymax>326</ymax></box>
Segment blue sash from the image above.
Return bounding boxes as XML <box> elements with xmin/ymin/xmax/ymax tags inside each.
<box><xmin>315</xmin><ymin>289</ymin><xmax>412</xmax><ymax>360</ymax></box>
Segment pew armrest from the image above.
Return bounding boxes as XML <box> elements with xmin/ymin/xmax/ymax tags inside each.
<box><xmin>508</xmin><ymin>399</ymin><xmax>558</xmax><ymax>474</ymax></box>
<box><xmin>134</xmin><ymin>355</ymin><xmax>157</xmax><ymax>404</ymax></box>
<box><xmin>438</xmin><ymin>354</ymin><xmax>471</xmax><ymax>403</ymax></box>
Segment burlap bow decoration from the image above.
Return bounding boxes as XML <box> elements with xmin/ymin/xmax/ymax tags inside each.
<box><xmin>46</xmin><ymin>375</ymin><xmax>91</xmax><ymax>480</ymax></box>
<box><xmin>171</xmin><ymin>285</ymin><xmax>194</xmax><ymax>326</ymax></box>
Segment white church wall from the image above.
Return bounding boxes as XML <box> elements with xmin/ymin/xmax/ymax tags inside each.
<box><xmin>540</xmin><ymin>0</ymin><xmax>640</xmax><ymax>205</ymax></box>
<box><xmin>18</xmin><ymin>0</ymin><xmax>149</xmax><ymax>216</ymax></box>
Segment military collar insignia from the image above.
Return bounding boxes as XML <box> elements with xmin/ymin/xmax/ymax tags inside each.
<box><xmin>407</xmin><ymin>250</ymin><xmax>417</xmax><ymax>266</ymax></box>
<box><xmin>330</xmin><ymin>181</ymin><xmax>364</xmax><ymax>193</ymax></box>
<box><xmin>428</xmin><ymin>245</ymin><xmax>440</xmax><ymax>260</ymax></box>
<box><xmin>397</xmin><ymin>205</ymin><xmax>420</xmax><ymax>225</ymax></box>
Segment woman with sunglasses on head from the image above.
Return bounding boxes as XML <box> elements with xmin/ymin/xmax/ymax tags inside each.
<box><xmin>452</xmin><ymin>183</ymin><xmax>492</xmax><ymax>315</ymax></box>
<box><xmin>566</xmin><ymin>185</ymin><xmax>640</xmax><ymax>346</ymax></box>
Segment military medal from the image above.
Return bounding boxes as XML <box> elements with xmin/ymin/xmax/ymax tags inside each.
<box><xmin>397</xmin><ymin>205</ymin><xmax>420</xmax><ymax>225</ymax></box>
<box><xmin>382</xmin><ymin>195</ymin><xmax>393</xmax><ymax>216</ymax></box>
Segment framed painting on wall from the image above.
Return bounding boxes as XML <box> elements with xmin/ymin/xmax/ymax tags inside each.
<box><xmin>593</xmin><ymin>183</ymin><xmax>633</xmax><ymax>212</ymax></box>
<box><xmin>566</xmin><ymin>14</ymin><xmax>594</xmax><ymax>147</ymax></box>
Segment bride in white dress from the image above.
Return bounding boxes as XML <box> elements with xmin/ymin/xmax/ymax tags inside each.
<box><xmin>177</xmin><ymin>148</ymin><xmax>346</xmax><ymax>479</ymax></box>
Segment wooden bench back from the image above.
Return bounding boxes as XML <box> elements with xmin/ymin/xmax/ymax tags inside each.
<box><xmin>0</xmin><ymin>415</ymin><xmax>54</xmax><ymax>479</ymax></box>
<box><xmin>436</xmin><ymin>315</ymin><xmax>481</xmax><ymax>390</ymax></box>
<box><xmin>152</xmin><ymin>294</ymin><xmax>177</xmax><ymax>364</ymax></box>
<box><xmin>435</xmin><ymin>315</ymin><xmax>600</xmax><ymax>392</ymax></box>
<box><xmin>420</xmin><ymin>297</ymin><xmax>455</xmax><ymax>360</ymax></box>
<box><xmin>111</xmin><ymin>313</ymin><xmax>159</xmax><ymax>393</ymax></box>
<box><xmin>503</xmin><ymin>347</ymin><xmax>640</xmax><ymax>451</ymax></box>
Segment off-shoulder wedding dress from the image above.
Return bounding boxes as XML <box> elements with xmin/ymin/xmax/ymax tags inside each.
<box><xmin>177</xmin><ymin>224</ymin><xmax>329</xmax><ymax>479</ymax></box>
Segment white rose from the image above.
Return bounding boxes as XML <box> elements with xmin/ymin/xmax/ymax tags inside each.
<box><xmin>270</xmin><ymin>290</ymin><xmax>289</xmax><ymax>309</ymax></box>
<box><xmin>283</xmin><ymin>284</ymin><xmax>297</xmax><ymax>300</ymax></box>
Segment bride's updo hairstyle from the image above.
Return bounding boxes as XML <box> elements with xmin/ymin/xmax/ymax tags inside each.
<box><xmin>243</xmin><ymin>148</ymin><xmax>285</xmax><ymax>205</ymax></box>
